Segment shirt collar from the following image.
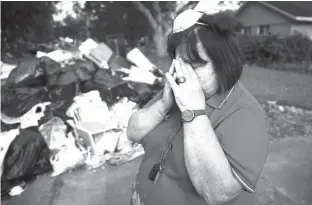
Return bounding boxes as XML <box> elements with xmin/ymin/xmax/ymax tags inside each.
<box><xmin>206</xmin><ymin>83</ymin><xmax>236</xmax><ymax>109</ymax></box>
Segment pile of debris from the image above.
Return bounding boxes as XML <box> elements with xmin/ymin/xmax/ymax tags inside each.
<box><xmin>0</xmin><ymin>38</ymin><xmax>164</xmax><ymax>197</ymax></box>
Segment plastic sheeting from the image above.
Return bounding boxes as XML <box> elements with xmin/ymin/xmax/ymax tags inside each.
<box><xmin>39</xmin><ymin>117</ymin><xmax>85</xmax><ymax>177</ymax></box>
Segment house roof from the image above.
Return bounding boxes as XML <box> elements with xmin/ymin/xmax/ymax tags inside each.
<box><xmin>236</xmin><ymin>1</ymin><xmax>312</xmax><ymax>22</ymax></box>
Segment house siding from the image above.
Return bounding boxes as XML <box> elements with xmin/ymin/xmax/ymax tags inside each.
<box><xmin>291</xmin><ymin>24</ymin><xmax>312</xmax><ymax>38</ymax></box>
<box><xmin>236</xmin><ymin>2</ymin><xmax>292</xmax><ymax>36</ymax></box>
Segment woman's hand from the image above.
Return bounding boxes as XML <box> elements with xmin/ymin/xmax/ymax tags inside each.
<box><xmin>165</xmin><ymin>58</ymin><xmax>206</xmax><ymax>112</ymax></box>
<box><xmin>159</xmin><ymin>61</ymin><xmax>176</xmax><ymax>114</ymax></box>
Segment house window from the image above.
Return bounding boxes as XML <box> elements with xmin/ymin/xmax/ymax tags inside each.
<box><xmin>242</xmin><ymin>26</ymin><xmax>252</xmax><ymax>35</ymax></box>
<box><xmin>258</xmin><ymin>25</ymin><xmax>270</xmax><ymax>35</ymax></box>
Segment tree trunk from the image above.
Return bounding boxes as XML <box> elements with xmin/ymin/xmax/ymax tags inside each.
<box><xmin>153</xmin><ymin>26</ymin><xmax>167</xmax><ymax>56</ymax></box>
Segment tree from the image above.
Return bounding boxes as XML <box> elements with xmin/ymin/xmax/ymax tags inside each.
<box><xmin>61</xmin><ymin>1</ymin><xmax>197</xmax><ymax>56</ymax></box>
<box><xmin>1</xmin><ymin>1</ymin><xmax>56</xmax><ymax>55</ymax></box>
<box><xmin>132</xmin><ymin>1</ymin><xmax>198</xmax><ymax>56</ymax></box>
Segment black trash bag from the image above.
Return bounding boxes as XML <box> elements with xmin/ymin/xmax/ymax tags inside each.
<box><xmin>72</xmin><ymin>59</ymin><xmax>97</xmax><ymax>73</ymax></box>
<box><xmin>81</xmin><ymin>69</ymin><xmax>130</xmax><ymax>105</ymax></box>
<box><xmin>39</xmin><ymin>56</ymin><xmax>63</xmax><ymax>74</ymax></box>
<box><xmin>53</xmin><ymin>70</ymin><xmax>79</xmax><ymax>86</ymax></box>
<box><xmin>108</xmin><ymin>53</ymin><xmax>131</xmax><ymax>71</ymax></box>
<box><xmin>70</xmin><ymin>60</ymin><xmax>96</xmax><ymax>82</ymax></box>
<box><xmin>5</xmin><ymin>57</ymin><xmax>45</xmax><ymax>88</ymax></box>
<box><xmin>39</xmin><ymin>56</ymin><xmax>65</xmax><ymax>86</ymax></box>
<box><xmin>1</xmin><ymin>127</ymin><xmax>52</xmax><ymax>196</ymax></box>
<box><xmin>74</xmin><ymin>66</ymin><xmax>93</xmax><ymax>82</ymax></box>
<box><xmin>47</xmin><ymin>82</ymin><xmax>80</xmax><ymax>120</ymax></box>
<box><xmin>129</xmin><ymin>83</ymin><xmax>157</xmax><ymax>107</ymax></box>
<box><xmin>48</xmin><ymin>82</ymin><xmax>79</xmax><ymax>102</ymax></box>
<box><xmin>1</xmin><ymin>121</ymin><xmax>19</xmax><ymax>132</ymax></box>
<box><xmin>1</xmin><ymin>86</ymin><xmax>50</xmax><ymax>117</ymax></box>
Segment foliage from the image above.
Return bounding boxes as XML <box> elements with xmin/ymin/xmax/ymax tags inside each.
<box><xmin>1</xmin><ymin>1</ymin><xmax>57</xmax><ymax>56</ymax></box>
<box><xmin>239</xmin><ymin>34</ymin><xmax>312</xmax><ymax>73</ymax></box>
<box><xmin>130</xmin><ymin>1</ymin><xmax>198</xmax><ymax>56</ymax></box>
<box><xmin>262</xmin><ymin>102</ymin><xmax>312</xmax><ymax>140</ymax></box>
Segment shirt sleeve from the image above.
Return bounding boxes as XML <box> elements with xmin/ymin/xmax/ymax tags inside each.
<box><xmin>218</xmin><ymin>104</ymin><xmax>269</xmax><ymax>193</ymax></box>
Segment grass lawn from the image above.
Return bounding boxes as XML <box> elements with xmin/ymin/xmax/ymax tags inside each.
<box><xmin>147</xmin><ymin>54</ymin><xmax>312</xmax><ymax>110</ymax></box>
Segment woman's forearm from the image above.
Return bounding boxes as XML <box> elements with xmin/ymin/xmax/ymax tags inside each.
<box><xmin>183</xmin><ymin>115</ymin><xmax>241</xmax><ymax>204</ymax></box>
<box><xmin>127</xmin><ymin>100</ymin><xmax>169</xmax><ymax>143</ymax></box>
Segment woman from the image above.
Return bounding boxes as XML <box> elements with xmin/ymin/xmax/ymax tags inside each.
<box><xmin>127</xmin><ymin>10</ymin><xmax>268</xmax><ymax>205</ymax></box>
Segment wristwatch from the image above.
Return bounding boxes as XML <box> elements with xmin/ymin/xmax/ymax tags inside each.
<box><xmin>181</xmin><ymin>109</ymin><xmax>206</xmax><ymax>122</ymax></box>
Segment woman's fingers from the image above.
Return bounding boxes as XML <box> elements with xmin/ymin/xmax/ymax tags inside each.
<box><xmin>178</xmin><ymin>58</ymin><xmax>191</xmax><ymax>78</ymax></box>
<box><xmin>168</xmin><ymin>60</ymin><xmax>175</xmax><ymax>76</ymax></box>
<box><xmin>174</xmin><ymin>59</ymin><xmax>184</xmax><ymax>78</ymax></box>
<box><xmin>165</xmin><ymin>73</ymin><xmax>179</xmax><ymax>93</ymax></box>
<box><xmin>173</xmin><ymin>72</ymin><xmax>177</xmax><ymax>80</ymax></box>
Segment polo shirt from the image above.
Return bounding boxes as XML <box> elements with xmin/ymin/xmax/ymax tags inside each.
<box><xmin>130</xmin><ymin>81</ymin><xmax>269</xmax><ymax>205</ymax></box>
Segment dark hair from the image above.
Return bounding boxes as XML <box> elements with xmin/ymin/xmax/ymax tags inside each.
<box><xmin>167</xmin><ymin>11</ymin><xmax>244</xmax><ymax>93</ymax></box>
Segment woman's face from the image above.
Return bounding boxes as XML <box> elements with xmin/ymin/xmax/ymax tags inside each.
<box><xmin>175</xmin><ymin>42</ymin><xmax>219</xmax><ymax>98</ymax></box>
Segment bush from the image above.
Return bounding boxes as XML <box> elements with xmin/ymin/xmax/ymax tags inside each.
<box><xmin>239</xmin><ymin>34</ymin><xmax>312</xmax><ymax>73</ymax></box>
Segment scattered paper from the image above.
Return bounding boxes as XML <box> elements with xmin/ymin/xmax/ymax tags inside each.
<box><xmin>123</xmin><ymin>65</ymin><xmax>157</xmax><ymax>85</ymax></box>
<box><xmin>79</xmin><ymin>38</ymin><xmax>99</xmax><ymax>56</ymax></box>
<box><xmin>127</xmin><ymin>48</ymin><xmax>156</xmax><ymax>71</ymax></box>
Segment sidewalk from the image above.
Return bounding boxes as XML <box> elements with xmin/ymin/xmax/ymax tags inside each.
<box><xmin>2</xmin><ymin>136</ymin><xmax>312</xmax><ymax>205</ymax></box>
<box><xmin>255</xmin><ymin>137</ymin><xmax>312</xmax><ymax>205</ymax></box>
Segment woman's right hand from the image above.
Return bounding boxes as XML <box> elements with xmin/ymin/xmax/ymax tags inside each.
<box><xmin>159</xmin><ymin>61</ymin><xmax>176</xmax><ymax>114</ymax></box>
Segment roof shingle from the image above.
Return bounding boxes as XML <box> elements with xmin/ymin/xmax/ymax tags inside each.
<box><xmin>264</xmin><ymin>1</ymin><xmax>312</xmax><ymax>18</ymax></box>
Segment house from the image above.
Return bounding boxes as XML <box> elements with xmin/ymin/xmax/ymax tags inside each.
<box><xmin>235</xmin><ymin>1</ymin><xmax>312</xmax><ymax>37</ymax></box>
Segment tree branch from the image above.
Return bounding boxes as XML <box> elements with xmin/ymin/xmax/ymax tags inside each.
<box><xmin>132</xmin><ymin>1</ymin><xmax>158</xmax><ymax>30</ymax></box>
<box><xmin>152</xmin><ymin>1</ymin><xmax>163</xmax><ymax>23</ymax></box>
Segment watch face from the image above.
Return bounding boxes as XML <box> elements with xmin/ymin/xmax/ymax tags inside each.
<box><xmin>182</xmin><ymin>110</ymin><xmax>194</xmax><ymax>122</ymax></box>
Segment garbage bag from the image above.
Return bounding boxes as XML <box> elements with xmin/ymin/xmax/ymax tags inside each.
<box><xmin>75</xmin><ymin>66</ymin><xmax>92</xmax><ymax>82</ymax></box>
<box><xmin>0</xmin><ymin>129</ymin><xmax>20</xmax><ymax>178</ymax></box>
<box><xmin>43</xmin><ymin>60</ymin><xmax>78</xmax><ymax>87</ymax></box>
<box><xmin>39</xmin><ymin>119</ymin><xmax>84</xmax><ymax>177</ymax></box>
<box><xmin>1</xmin><ymin>127</ymin><xmax>52</xmax><ymax>194</ymax></box>
<box><xmin>81</xmin><ymin>69</ymin><xmax>130</xmax><ymax>105</ymax></box>
<box><xmin>1</xmin><ymin>122</ymin><xmax>19</xmax><ymax>132</ymax></box>
<box><xmin>47</xmin><ymin>82</ymin><xmax>80</xmax><ymax>120</ymax></box>
<box><xmin>1</xmin><ymin>102</ymin><xmax>51</xmax><ymax>129</ymax></box>
<box><xmin>49</xmin><ymin>82</ymin><xmax>79</xmax><ymax>103</ymax></box>
<box><xmin>72</xmin><ymin>59</ymin><xmax>96</xmax><ymax>73</ymax></box>
<box><xmin>39</xmin><ymin>56</ymin><xmax>64</xmax><ymax>86</ymax></box>
<box><xmin>39</xmin><ymin>101</ymin><xmax>72</xmax><ymax>123</ymax></box>
<box><xmin>128</xmin><ymin>83</ymin><xmax>155</xmax><ymax>106</ymax></box>
<box><xmin>52</xmin><ymin>70</ymin><xmax>79</xmax><ymax>86</ymax></box>
<box><xmin>1</xmin><ymin>86</ymin><xmax>50</xmax><ymax>117</ymax></box>
<box><xmin>71</xmin><ymin>60</ymin><xmax>96</xmax><ymax>82</ymax></box>
<box><xmin>108</xmin><ymin>53</ymin><xmax>131</xmax><ymax>71</ymax></box>
<box><xmin>38</xmin><ymin>117</ymin><xmax>68</xmax><ymax>150</ymax></box>
<box><xmin>5</xmin><ymin>57</ymin><xmax>45</xmax><ymax>88</ymax></box>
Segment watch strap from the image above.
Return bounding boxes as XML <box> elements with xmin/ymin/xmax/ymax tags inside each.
<box><xmin>193</xmin><ymin>110</ymin><xmax>206</xmax><ymax>117</ymax></box>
